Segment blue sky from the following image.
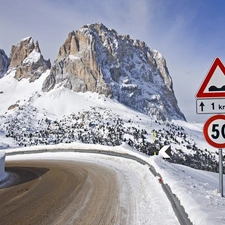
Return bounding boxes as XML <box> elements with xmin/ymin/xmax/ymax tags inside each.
<box><xmin>1</xmin><ymin>0</ymin><xmax>225</xmax><ymax>122</ymax></box>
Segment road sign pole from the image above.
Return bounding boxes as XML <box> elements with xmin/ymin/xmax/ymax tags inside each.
<box><xmin>219</xmin><ymin>149</ymin><xmax>223</xmax><ymax>197</ymax></box>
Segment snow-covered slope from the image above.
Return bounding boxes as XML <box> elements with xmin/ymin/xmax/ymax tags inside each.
<box><xmin>0</xmin><ymin>70</ymin><xmax>50</xmax><ymax>113</ymax></box>
<box><xmin>0</xmin><ymin>68</ymin><xmax>218</xmax><ymax>172</ymax></box>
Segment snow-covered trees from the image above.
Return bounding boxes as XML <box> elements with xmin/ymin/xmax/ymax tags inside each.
<box><xmin>0</xmin><ymin>105</ymin><xmax>221</xmax><ymax>173</ymax></box>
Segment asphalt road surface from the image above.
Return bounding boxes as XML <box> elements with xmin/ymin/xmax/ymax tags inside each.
<box><xmin>0</xmin><ymin>160</ymin><xmax>126</xmax><ymax>225</ymax></box>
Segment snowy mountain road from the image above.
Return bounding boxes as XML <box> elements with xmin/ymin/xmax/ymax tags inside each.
<box><xmin>0</xmin><ymin>160</ymin><xmax>126</xmax><ymax>225</ymax></box>
<box><xmin>2</xmin><ymin>149</ymin><xmax>192</xmax><ymax>225</ymax></box>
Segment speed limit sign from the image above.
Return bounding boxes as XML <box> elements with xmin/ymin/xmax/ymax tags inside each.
<box><xmin>203</xmin><ymin>114</ymin><xmax>225</xmax><ymax>148</ymax></box>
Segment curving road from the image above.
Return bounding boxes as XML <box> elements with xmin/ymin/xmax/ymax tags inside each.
<box><xmin>0</xmin><ymin>160</ymin><xmax>124</xmax><ymax>225</ymax></box>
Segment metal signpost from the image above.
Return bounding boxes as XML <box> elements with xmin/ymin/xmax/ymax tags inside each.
<box><xmin>196</xmin><ymin>57</ymin><xmax>225</xmax><ymax>197</ymax></box>
<box><xmin>219</xmin><ymin>149</ymin><xmax>223</xmax><ymax>196</ymax></box>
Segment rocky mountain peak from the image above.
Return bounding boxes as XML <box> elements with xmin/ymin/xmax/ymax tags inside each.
<box><xmin>34</xmin><ymin>40</ymin><xmax>41</xmax><ymax>53</ymax></box>
<box><xmin>42</xmin><ymin>23</ymin><xmax>185</xmax><ymax>121</ymax></box>
<box><xmin>8</xmin><ymin>37</ymin><xmax>51</xmax><ymax>82</ymax></box>
<box><xmin>0</xmin><ymin>49</ymin><xmax>9</xmax><ymax>78</ymax></box>
<box><xmin>9</xmin><ymin>37</ymin><xmax>34</xmax><ymax>68</ymax></box>
<box><xmin>57</xmin><ymin>31</ymin><xmax>77</xmax><ymax>59</ymax></box>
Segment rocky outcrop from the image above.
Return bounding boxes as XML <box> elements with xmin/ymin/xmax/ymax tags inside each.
<box><xmin>8</xmin><ymin>104</ymin><xmax>19</xmax><ymax>110</ymax></box>
<box><xmin>43</xmin><ymin>30</ymin><xmax>111</xmax><ymax>96</ymax></box>
<box><xmin>9</xmin><ymin>37</ymin><xmax>51</xmax><ymax>82</ymax></box>
<box><xmin>42</xmin><ymin>23</ymin><xmax>185</xmax><ymax>121</ymax></box>
<box><xmin>0</xmin><ymin>49</ymin><xmax>9</xmax><ymax>78</ymax></box>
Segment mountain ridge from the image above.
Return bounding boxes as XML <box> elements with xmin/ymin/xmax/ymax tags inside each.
<box><xmin>8</xmin><ymin>37</ymin><xmax>51</xmax><ymax>82</ymax></box>
<box><xmin>0</xmin><ymin>23</ymin><xmax>185</xmax><ymax>121</ymax></box>
<box><xmin>0</xmin><ymin>24</ymin><xmax>220</xmax><ymax>175</ymax></box>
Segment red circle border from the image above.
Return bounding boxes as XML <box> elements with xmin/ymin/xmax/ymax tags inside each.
<box><xmin>203</xmin><ymin>114</ymin><xmax>225</xmax><ymax>148</ymax></box>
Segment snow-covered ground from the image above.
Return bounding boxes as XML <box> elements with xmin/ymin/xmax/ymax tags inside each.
<box><xmin>3</xmin><ymin>142</ymin><xmax>225</xmax><ymax>225</ymax></box>
<box><xmin>151</xmin><ymin>156</ymin><xmax>225</xmax><ymax>225</ymax></box>
<box><xmin>0</xmin><ymin>69</ymin><xmax>225</xmax><ymax>224</ymax></box>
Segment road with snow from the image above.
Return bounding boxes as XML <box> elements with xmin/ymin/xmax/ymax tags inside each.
<box><xmin>0</xmin><ymin>151</ymin><xmax>180</xmax><ymax>225</ymax></box>
<box><xmin>1</xmin><ymin>160</ymin><xmax>126</xmax><ymax>225</ymax></box>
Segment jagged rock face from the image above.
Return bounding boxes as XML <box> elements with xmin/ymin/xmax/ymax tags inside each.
<box><xmin>0</xmin><ymin>49</ymin><xmax>9</xmax><ymax>78</ymax></box>
<box><xmin>43</xmin><ymin>23</ymin><xmax>185</xmax><ymax>121</ymax></box>
<box><xmin>9</xmin><ymin>37</ymin><xmax>51</xmax><ymax>82</ymax></box>
<box><xmin>42</xmin><ymin>30</ymin><xmax>111</xmax><ymax>95</ymax></box>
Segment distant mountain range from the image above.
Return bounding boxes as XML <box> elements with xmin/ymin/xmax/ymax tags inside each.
<box><xmin>0</xmin><ymin>23</ymin><xmax>185</xmax><ymax>121</ymax></box>
<box><xmin>0</xmin><ymin>23</ymin><xmax>220</xmax><ymax>173</ymax></box>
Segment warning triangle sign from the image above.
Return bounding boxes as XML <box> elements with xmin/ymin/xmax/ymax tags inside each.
<box><xmin>196</xmin><ymin>57</ymin><xmax>225</xmax><ymax>98</ymax></box>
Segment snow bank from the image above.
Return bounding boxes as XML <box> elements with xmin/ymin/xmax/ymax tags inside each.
<box><xmin>0</xmin><ymin>151</ymin><xmax>6</xmax><ymax>181</ymax></box>
<box><xmin>149</xmin><ymin>156</ymin><xmax>225</xmax><ymax>225</ymax></box>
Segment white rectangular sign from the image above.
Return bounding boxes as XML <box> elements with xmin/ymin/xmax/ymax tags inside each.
<box><xmin>196</xmin><ymin>99</ymin><xmax>225</xmax><ymax>114</ymax></box>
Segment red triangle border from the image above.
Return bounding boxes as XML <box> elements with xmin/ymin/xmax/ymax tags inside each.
<box><xmin>196</xmin><ymin>57</ymin><xmax>225</xmax><ymax>98</ymax></box>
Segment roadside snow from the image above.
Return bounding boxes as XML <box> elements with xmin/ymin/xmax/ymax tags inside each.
<box><xmin>150</xmin><ymin>157</ymin><xmax>225</xmax><ymax>225</ymax></box>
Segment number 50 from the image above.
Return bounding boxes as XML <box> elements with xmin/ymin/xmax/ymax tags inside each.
<box><xmin>211</xmin><ymin>124</ymin><xmax>225</xmax><ymax>139</ymax></box>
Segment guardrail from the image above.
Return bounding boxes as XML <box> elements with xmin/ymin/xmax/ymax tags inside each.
<box><xmin>5</xmin><ymin>148</ymin><xmax>193</xmax><ymax>225</ymax></box>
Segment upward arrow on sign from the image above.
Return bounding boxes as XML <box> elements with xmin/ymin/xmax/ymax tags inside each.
<box><xmin>199</xmin><ymin>101</ymin><xmax>205</xmax><ymax>111</ymax></box>
<box><xmin>196</xmin><ymin>57</ymin><xmax>225</xmax><ymax>98</ymax></box>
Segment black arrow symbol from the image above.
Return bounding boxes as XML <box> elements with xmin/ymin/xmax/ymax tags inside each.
<box><xmin>199</xmin><ymin>102</ymin><xmax>205</xmax><ymax>112</ymax></box>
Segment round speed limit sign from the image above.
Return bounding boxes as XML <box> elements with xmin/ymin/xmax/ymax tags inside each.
<box><xmin>203</xmin><ymin>114</ymin><xmax>225</xmax><ymax>148</ymax></box>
